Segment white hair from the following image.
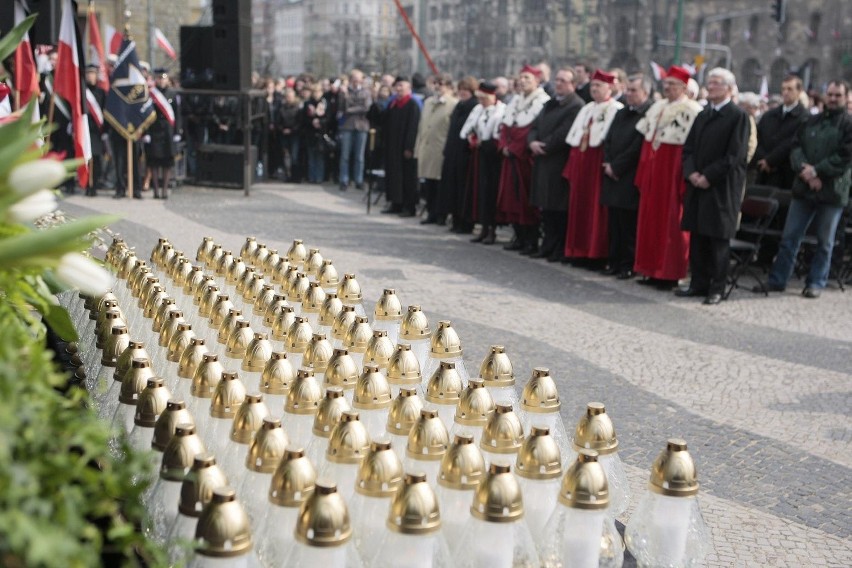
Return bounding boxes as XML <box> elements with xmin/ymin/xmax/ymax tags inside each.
<box><xmin>686</xmin><ymin>78</ymin><xmax>699</xmax><ymax>99</ymax></box>
<box><xmin>707</xmin><ymin>67</ymin><xmax>737</xmax><ymax>91</ymax></box>
<box><xmin>738</xmin><ymin>91</ymin><xmax>761</xmax><ymax>108</ymax></box>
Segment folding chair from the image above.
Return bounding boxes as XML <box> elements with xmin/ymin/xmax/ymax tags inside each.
<box><xmin>726</xmin><ymin>196</ymin><xmax>779</xmax><ymax>298</ymax></box>
<box><xmin>745</xmin><ymin>184</ymin><xmax>779</xmax><ymax>200</ymax></box>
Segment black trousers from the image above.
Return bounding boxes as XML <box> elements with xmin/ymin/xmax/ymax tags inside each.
<box><xmin>540</xmin><ymin>209</ymin><xmax>567</xmax><ymax>257</ymax></box>
<box><xmin>689</xmin><ymin>233</ymin><xmax>730</xmax><ymax>295</ymax></box>
<box><xmin>421</xmin><ymin>178</ymin><xmax>440</xmax><ymax>219</ymax></box>
<box><xmin>608</xmin><ymin>206</ymin><xmax>638</xmax><ymax>272</ymax></box>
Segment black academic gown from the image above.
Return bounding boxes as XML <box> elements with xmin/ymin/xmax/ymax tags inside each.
<box><xmin>437</xmin><ymin>96</ymin><xmax>477</xmax><ymax>221</ymax></box>
<box><xmin>382</xmin><ymin>96</ymin><xmax>420</xmax><ymax>211</ymax></box>
<box><xmin>601</xmin><ymin>99</ymin><xmax>652</xmax><ymax>210</ymax></box>
<box><xmin>528</xmin><ymin>92</ymin><xmax>584</xmax><ymax>211</ymax></box>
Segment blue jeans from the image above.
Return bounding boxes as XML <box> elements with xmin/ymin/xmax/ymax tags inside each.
<box><xmin>307</xmin><ymin>146</ymin><xmax>325</xmax><ymax>183</ymax></box>
<box><xmin>768</xmin><ymin>198</ymin><xmax>843</xmax><ymax>290</ymax></box>
<box><xmin>338</xmin><ymin>129</ymin><xmax>368</xmax><ymax>186</ymax></box>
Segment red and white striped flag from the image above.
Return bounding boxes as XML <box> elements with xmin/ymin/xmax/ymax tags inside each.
<box><xmin>649</xmin><ymin>61</ymin><xmax>667</xmax><ymax>82</ymax></box>
<box><xmin>759</xmin><ymin>76</ymin><xmax>769</xmax><ymax>101</ymax></box>
<box><xmin>87</xmin><ymin>2</ymin><xmax>109</xmax><ymax>91</ymax></box>
<box><xmin>150</xmin><ymin>87</ymin><xmax>175</xmax><ymax>126</ymax></box>
<box><xmin>85</xmin><ymin>88</ymin><xmax>104</xmax><ymax>128</ymax></box>
<box><xmin>105</xmin><ymin>23</ymin><xmax>122</xmax><ymax>55</ymax></box>
<box><xmin>153</xmin><ymin>27</ymin><xmax>177</xmax><ymax>60</ymax></box>
<box><xmin>14</xmin><ymin>0</ymin><xmax>41</xmax><ymax>113</ymax></box>
<box><xmin>54</xmin><ymin>0</ymin><xmax>92</xmax><ymax>186</ymax></box>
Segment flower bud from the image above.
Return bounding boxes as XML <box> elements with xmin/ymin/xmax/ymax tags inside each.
<box><xmin>56</xmin><ymin>252</ymin><xmax>114</xmax><ymax>296</ymax></box>
<box><xmin>7</xmin><ymin>159</ymin><xmax>68</xmax><ymax>196</ymax></box>
<box><xmin>7</xmin><ymin>189</ymin><xmax>58</xmax><ymax>222</ymax></box>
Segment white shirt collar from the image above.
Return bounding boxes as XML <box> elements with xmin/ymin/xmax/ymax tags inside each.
<box><xmin>712</xmin><ymin>98</ymin><xmax>731</xmax><ymax>112</ymax></box>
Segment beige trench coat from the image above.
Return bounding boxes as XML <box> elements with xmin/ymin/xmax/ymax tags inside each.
<box><xmin>414</xmin><ymin>95</ymin><xmax>458</xmax><ymax>180</ymax></box>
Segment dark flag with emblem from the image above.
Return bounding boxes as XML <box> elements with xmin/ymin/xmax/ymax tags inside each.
<box><xmin>104</xmin><ymin>35</ymin><xmax>155</xmax><ymax>140</ymax></box>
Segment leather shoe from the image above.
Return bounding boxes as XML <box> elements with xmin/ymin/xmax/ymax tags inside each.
<box><xmin>547</xmin><ymin>253</ymin><xmax>563</xmax><ymax>263</ymax></box>
<box><xmin>381</xmin><ymin>206</ymin><xmax>402</xmax><ymax>214</ymax></box>
<box><xmin>530</xmin><ymin>249</ymin><xmax>551</xmax><ymax>259</ymax></box>
<box><xmin>753</xmin><ymin>283</ymin><xmax>785</xmax><ymax>293</ymax></box>
<box><xmin>674</xmin><ymin>287</ymin><xmax>708</xmax><ymax>298</ymax></box>
<box><xmin>703</xmin><ymin>293</ymin><xmax>723</xmax><ymax>305</ymax></box>
<box><xmin>470</xmin><ymin>232</ymin><xmax>486</xmax><ymax>243</ymax></box>
<box><xmin>601</xmin><ymin>266</ymin><xmax>619</xmax><ymax>276</ymax></box>
<box><xmin>616</xmin><ymin>270</ymin><xmax>634</xmax><ymax>280</ymax></box>
<box><xmin>519</xmin><ymin>245</ymin><xmax>538</xmax><ymax>256</ymax></box>
<box><xmin>503</xmin><ymin>240</ymin><xmax>523</xmax><ymax>251</ymax></box>
<box><xmin>802</xmin><ymin>287</ymin><xmax>821</xmax><ymax>299</ymax></box>
<box><xmin>420</xmin><ymin>217</ymin><xmax>437</xmax><ymax>225</ymax></box>
<box><xmin>482</xmin><ymin>233</ymin><xmax>496</xmax><ymax>245</ymax></box>
<box><xmin>398</xmin><ymin>210</ymin><xmax>416</xmax><ymax>218</ymax></box>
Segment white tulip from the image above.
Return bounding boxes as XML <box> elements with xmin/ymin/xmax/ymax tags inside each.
<box><xmin>56</xmin><ymin>252</ymin><xmax>114</xmax><ymax>296</ymax></box>
<box><xmin>7</xmin><ymin>159</ymin><xmax>68</xmax><ymax>196</ymax></box>
<box><xmin>6</xmin><ymin>190</ymin><xmax>58</xmax><ymax>222</ymax></box>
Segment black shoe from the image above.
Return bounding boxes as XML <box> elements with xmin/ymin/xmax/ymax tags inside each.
<box><xmin>519</xmin><ymin>245</ymin><xmax>538</xmax><ymax>256</ymax></box>
<box><xmin>601</xmin><ymin>266</ymin><xmax>619</xmax><ymax>276</ymax></box>
<box><xmin>547</xmin><ymin>252</ymin><xmax>563</xmax><ymax>263</ymax></box>
<box><xmin>703</xmin><ymin>293</ymin><xmax>723</xmax><ymax>305</ymax></box>
<box><xmin>674</xmin><ymin>287</ymin><xmax>708</xmax><ymax>298</ymax></box>
<box><xmin>470</xmin><ymin>231</ymin><xmax>486</xmax><ymax>243</ymax></box>
<box><xmin>421</xmin><ymin>217</ymin><xmax>437</xmax><ymax>225</ymax></box>
<box><xmin>482</xmin><ymin>231</ymin><xmax>496</xmax><ymax>245</ymax></box>
<box><xmin>355</xmin><ymin>183</ymin><xmax>364</xmax><ymax>190</ymax></box>
<box><xmin>133</xmin><ymin>194</ymin><xmax>143</xmax><ymax>199</ymax></box>
<box><xmin>636</xmin><ymin>277</ymin><xmax>655</xmax><ymax>286</ymax></box>
<box><xmin>802</xmin><ymin>287</ymin><xmax>821</xmax><ymax>299</ymax></box>
<box><xmin>339</xmin><ymin>183</ymin><xmax>348</xmax><ymax>192</ymax></box>
<box><xmin>753</xmin><ymin>283</ymin><xmax>785</xmax><ymax>293</ymax></box>
<box><xmin>112</xmin><ymin>194</ymin><xmax>126</xmax><ymax>199</ymax></box>
<box><xmin>616</xmin><ymin>270</ymin><xmax>634</xmax><ymax>280</ymax></box>
<box><xmin>503</xmin><ymin>239</ymin><xmax>523</xmax><ymax>251</ymax></box>
<box><xmin>381</xmin><ymin>206</ymin><xmax>402</xmax><ymax>214</ymax></box>
<box><xmin>398</xmin><ymin>210</ymin><xmax>416</xmax><ymax>218</ymax></box>
<box><xmin>655</xmin><ymin>279</ymin><xmax>677</xmax><ymax>291</ymax></box>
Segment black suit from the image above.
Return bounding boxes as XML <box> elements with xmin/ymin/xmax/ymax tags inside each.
<box><xmin>576</xmin><ymin>82</ymin><xmax>592</xmax><ymax>104</ymax></box>
<box><xmin>753</xmin><ymin>103</ymin><xmax>808</xmax><ymax>189</ymax></box>
<box><xmin>682</xmin><ymin>101</ymin><xmax>750</xmax><ymax>296</ymax></box>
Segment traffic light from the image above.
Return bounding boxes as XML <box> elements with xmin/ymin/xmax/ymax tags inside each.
<box><xmin>771</xmin><ymin>0</ymin><xmax>787</xmax><ymax>24</ymax></box>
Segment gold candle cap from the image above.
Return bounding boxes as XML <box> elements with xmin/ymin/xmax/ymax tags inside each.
<box><xmin>480</xmin><ymin>403</ymin><xmax>524</xmax><ymax>454</ymax></box>
<box><xmin>355</xmin><ymin>439</ymin><xmax>404</xmax><ymax>497</ymax></box>
<box><xmin>226</xmin><ymin>257</ymin><xmax>247</xmax><ymax>287</ymax></box>
<box><xmin>225</xmin><ymin>319</ymin><xmax>254</xmax><ymax>359</ymax></box>
<box><xmin>312</xmin><ymin>387</ymin><xmax>352</xmax><ymax>437</ymax></box>
<box><xmin>152</xmin><ymin>400</ymin><xmax>193</xmax><ymax>451</ymax></box>
<box><xmin>191</xmin><ymin>354</ymin><xmax>224</xmax><ymax>399</ymax></box>
<box><xmin>343</xmin><ymin>316</ymin><xmax>372</xmax><ymax>354</ymax></box>
<box><xmin>252</xmin><ymin>243</ymin><xmax>270</xmax><ymax>267</ymax></box>
<box><xmin>479</xmin><ymin>345</ymin><xmax>515</xmax><ymax>387</ymax></box>
<box><xmin>559</xmin><ymin>449</ymin><xmax>610</xmax><ymax>509</ymax></box>
<box><xmin>318</xmin><ymin>259</ymin><xmax>339</xmax><ymax>290</ymax></box>
<box><xmin>261</xmin><ymin>352</ymin><xmax>296</xmax><ymax>395</ymax></box>
<box><xmin>386</xmin><ymin>387</ymin><xmax>424</xmax><ymax>435</ymax></box>
<box><xmin>263</xmin><ymin>294</ymin><xmax>289</xmax><ymax>327</ymax></box>
<box><xmin>242</xmin><ymin>332</ymin><xmax>273</xmax><ymax>372</ymax></box>
<box><xmin>454</xmin><ymin>378</ymin><xmax>495</xmax><ymax>426</ymax></box>
<box><xmin>143</xmin><ymin>286</ymin><xmax>168</xmax><ymax>318</ymax></box>
<box><xmin>282</xmin><ymin>264</ymin><xmax>300</xmax><ymax>294</ymax></box>
<box><xmin>285</xmin><ymin>317</ymin><xmax>313</xmax><ymax>355</ymax></box>
<box><xmin>429</xmin><ymin>320</ymin><xmax>462</xmax><ymax>358</ymax></box>
<box><xmin>194</xmin><ymin>487</ymin><xmax>253</xmax><ymax>558</ymax></box>
<box><xmin>235</xmin><ymin>266</ymin><xmax>256</xmax><ymax>296</ymax></box>
<box><xmin>406</xmin><ymin>409</ymin><xmax>449</xmax><ymax>461</ymax></box>
<box><xmin>572</xmin><ymin>402</ymin><xmax>619</xmax><ymax>455</ymax></box>
<box><xmin>352</xmin><ymin>365</ymin><xmax>393</xmax><ymax>410</ymax></box>
<box><xmin>294</xmin><ymin>481</ymin><xmax>352</xmax><ymax>547</ymax></box>
<box><xmin>209</xmin><ymin>293</ymin><xmax>235</xmax><ymax>330</ymax></box>
<box><xmin>286</xmin><ymin>239</ymin><xmax>307</xmax><ymax>266</ymax></box>
<box><xmin>150</xmin><ymin>237</ymin><xmax>167</xmax><ymax>265</ymax></box>
<box><xmin>284</xmin><ymin>369</ymin><xmax>322</xmax><ymax>415</ymax></box>
<box><xmin>271</xmin><ymin>305</ymin><xmax>296</xmax><ymax>342</ymax></box>
<box><xmin>304</xmin><ymin>248</ymin><xmax>323</xmax><ymax>277</ymax></box>
<box><xmin>196</xmin><ymin>236</ymin><xmax>215</xmax><ymax>263</ymax></box>
<box><xmin>167</xmin><ymin>323</ymin><xmax>196</xmax><ymax>363</ymax></box>
<box><xmin>336</xmin><ymin>273</ymin><xmax>362</xmax><ymax>305</ymax></box>
<box><xmin>158</xmin><ymin>310</ymin><xmax>186</xmax><ymax>349</ymax></box>
<box><xmin>521</xmin><ymin>367</ymin><xmax>562</xmax><ymax>413</ymax></box>
<box><xmin>387</xmin><ymin>472</ymin><xmax>441</xmax><ymax>534</ymax></box>
<box><xmin>195</xmin><ymin>276</ymin><xmax>218</xmax><ymax>306</ymax></box>
<box><xmin>331</xmin><ymin>305</ymin><xmax>357</xmax><ymax>342</ymax></box>
<box><xmin>230</xmin><ymin>394</ymin><xmax>271</xmax><ymax>444</ymax></box>
<box><xmin>198</xmin><ymin>283</ymin><xmax>221</xmax><ymax>317</ymax></box>
<box><xmin>269</xmin><ymin>447</ymin><xmax>317</xmax><ymax>507</ymax></box>
<box><xmin>101</xmin><ymin>325</ymin><xmax>130</xmax><ymax>367</ymax></box>
<box><xmin>177</xmin><ymin>338</ymin><xmax>208</xmax><ymax>379</ymax></box>
<box><xmin>240</xmin><ymin>236</ymin><xmax>258</xmax><ymax>260</ymax></box>
<box><xmin>515</xmin><ymin>426</ymin><xmax>563</xmax><ymax>480</ymax></box>
<box><xmin>301</xmin><ymin>281</ymin><xmax>327</xmax><ymax>314</ymax></box>
<box><xmin>364</xmin><ymin>330</ymin><xmax>395</xmax><ymax>368</ymax></box>
<box><xmin>439</xmin><ymin>434</ymin><xmax>486</xmax><ymax>490</ymax></box>
<box><xmin>160</xmin><ymin>423</ymin><xmax>206</xmax><ymax>481</ymax></box>
<box><xmin>178</xmin><ymin>453</ymin><xmax>228</xmax><ymax>518</ymax></box>
<box><xmin>253</xmin><ymin>284</ymin><xmax>277</xmax><ymax>317</ymax></box>
<box><xmin>246</xmin><ymin>417</ymin><xmax>289</xmax><ymax>473</ymax></box>
<box><xmin>152</xmin><ymin>298</ymin><xmax>177</xmax><ymax>333</ymax></box>
<box><xmin>400</xmin><ymin>305</ymin><xmax>430</xmax><ymax>340</ymax></box>
<box><xmin>470</xmin><ymin>463</ymin><xmax>524</xmax><ymax>522</ymax></box>
<box><xmin>303</xmin><ymin>333</ymin><xmax>334</xmax><ymax>373</ymax></box>
<box><xmin>324</xmin><ymin>349</ymin><xmax>359</xmax><ymax>391</ymax></box>
<box><xmin>318</xmin><ymin>293</ymin><xmax>343</xmax><ymax>327</ymax></box>
<box><xmin>209</xmin><ymin>372</ymin><xmax>247</xmax><ymax>419</ymax></box>
<box><xmin>287</xmin><ymin>272</ymin><xmax>310</xmax><ymax>304</ymax></box>
<box><xmin>387</xmin><ymin>343</ymin><xmax>422</xmax><ymax>385</ymax></box>
<box><xmin>183</xmin><ymin>265</ymin><xmax>206</xmax><ymax>296</ymax></box>
<box><xmin>207</xmin><ymin>244</ymin><xmax>224</xmax><ymax>271</ymax></box>
<box><xmin>134</xmin><ymin>378</ymin><xmax>172</xmax><ymax>427</ymax></box>
<box><xmin>118</xmin><ymin>358</ymin><xmax>155</xmax><ymax>405</ymax></box>
<box><xmin>271</xmin><ymin>257</ymin><xmax>291</xmax><ymax>287</ymax></box>
<box><xmin>220</xmin><ymin>249</ymin><xmax>238</xmax><ymax>279</ymax></box>
<box><xmin>97</xmin><ymin>309</ymin><xmax>124</xmax><ymax>347</ymax></box>
<box><xmin>326</xmin><ymin>411</ymin><xmax>371</xmax><ymax>464</ymax></box>
<box><xmin>648</xmin><ymin>438</ymin><xmax>699</xmax><ymax>497</ymax></box>
<box><xmin>425</xmin><ymin>361</ymin><xmax>463</xmax><ymax>406</ymax></box>
<box><xmin>374</xmin><ymin>288</ymin><xmax>403</xmax><ymax>321</ymax></box>
<box><xmin>174</xmin><ymin>258</ymin><xmax>193</xmax><ymax>287</ymax></box>
<box><xmin>263</xmin><ymin>249</ymin><xmax>281</xmax><ymax>275</ymax></box>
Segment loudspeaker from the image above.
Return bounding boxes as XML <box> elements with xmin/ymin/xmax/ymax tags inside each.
<box><xmin>180</xmin><ymin>26</ymin><xmax>214</xmax><ymax>88</ymax></box>
<box><xmin>196</xmin><ymin>144</ymin><xmax>257</xmax><ymax>188</ymax></box>
<box><xmin>28</xmin><ymin>0</ymin><xmax>62</xmax><ymax>46</ymax></box>
<box><xmin>211</xmin><ymin>23</ymin><xmax>251</xmax><ymax>91</ymax></box>
<box><xmin>211</xmin><ymin>0</ymin><xmax>250</xmax><ymax>25</ymax></box>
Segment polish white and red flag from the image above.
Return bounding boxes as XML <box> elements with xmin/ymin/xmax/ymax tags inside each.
<box><xmin>14</xmin><ymin>0</ymin><xmax>41</xmax><ymax>117</ymax></box>
<box><xmin>105</xmin><ymin>23</ymin><xmax>122</xmax><ymax>55</ymax></box>
<box><xmin>153</xmin><ymin>27</ymin><xmax>177</xmax><ymax>60</ymax></box>
<box><xmin>150</xmin><ymin>87</ymin><xmax>175</xmax><ymax>126</ymax></box>
<box><xmin>649</xmin><ymin>61</ymin><xmax>667</xmax><ymax>82</ymax></box>
<box><xmin>54</xmin><ymin>0</ymin><xmax>92</xmax><ymax>186</ymax></box>
<box><xmin>87</xmin><ymin>3</ymin><xmax>110</xmax><ymax>91</ymax></box>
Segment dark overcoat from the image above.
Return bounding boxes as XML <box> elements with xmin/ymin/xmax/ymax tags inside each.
<box><xmin>752</xmin><ymin>103</ymin><xmax>808</xmax><ymax>189</ymax></box>
<box><xmin>600</xmin><ymin>99</ymin><xmax>652</xmax><ymax>209</ymax></box>
<box><xmin>528</xmin><ymin>92</ymin><xmax>584</xmax><ymax>211</ymax></box>
<box><xmin>682</xmin><ymin>102</ymin><xmax>750</xmax><ymax>239</ymax></box>
<box><xmin>437</xmin><ymin>96</ymin><xmax>477</xmax><ymax>218</ymax></box>
<box><xmin>382</xmin><ymin>97</ymin><xmax>420</xmax><ymax>204</ymax></box>
<box><xmin>86</xmin><ymin>85</ymin><xmax>106</xmax><ymax>156</ymax></box>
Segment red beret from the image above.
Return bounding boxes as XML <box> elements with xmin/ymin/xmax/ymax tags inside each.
<box><xmin>591</xmin><ymin>69</ymin><xmax>615</xmax><ymax>84</ymax></box>
<box><xmin>519</xmin><ymin>64</ymin><xmax>543</xmax><ymax>79</ymax></box>
<box><xmin>666</xmin><ymin>66</ymin><xmax>691</xmax><ymax>85</ymax></box>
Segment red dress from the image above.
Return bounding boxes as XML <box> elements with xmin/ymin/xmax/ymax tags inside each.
<box><xmin>633</xmin><ymin>141</ymin><xmax>690</xmax><ymax>280</ymax></box>
<box><xmin>563</xmin><ymin>145</ymin><xmax>608</xmax><ymax>258</ymax></box>
<box><xmin>496</xmin><ymin>124</ymin><xmax>539</xmax><ymax>225</ymax></box>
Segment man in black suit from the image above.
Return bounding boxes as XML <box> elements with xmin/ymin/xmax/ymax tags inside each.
<box><xmin>753</xmin><ymin>75</ymin><xmax>808</xmax><ymax>189</ymax></box>
<box><xmin>574</xmin><ymin>62</ymin><xmax>592</xmax><ymax>103</ymax></box>
<box><xmin>679</xmin><ymin>68</ymin><xmax>751</xmax><ymax>305</ymax></box>
<box><xmin>601</xmin><ymin>74</ymin><xmax>653</xmax><ymax>278</ymax></box>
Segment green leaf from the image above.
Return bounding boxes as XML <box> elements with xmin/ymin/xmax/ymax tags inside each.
<box><xmin>0</xmin><ymin>14</ymin><xmax>36</xmax><ymax>63</ymax></box>
<box><xmin>0</xmin><ymin>214</ymin><xmax>120</xmax><ymax>265</ymax></box>
<box><xmin>41</xmin><ymin>303</ymin><xmax>78</xmax><ymax>341</ymax></box>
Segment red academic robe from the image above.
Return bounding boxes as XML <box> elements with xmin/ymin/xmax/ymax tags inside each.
<box><xmin>633</xmin><ymin>141</ymin><xmax>690</xmax><ymax>280</ymax></box>
<box><xmin>563</xmin><ymin>145</ymin><xmax>608</xmax><ymax>258</ymax></box>
<box><xmin>496</xmin><ymin>124</ymin><xmax>539</xmax><ymax>225</ymax></box>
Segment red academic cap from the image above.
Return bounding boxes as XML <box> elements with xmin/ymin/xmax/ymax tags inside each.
<box><xmin>591</xmin><ymin>69</ymin><xmax>615</xmax><ymax>84</ymax></box>
<box><xmin>519</xmin><ymin>64</ymin><xmax>543</xmax><ymax>79</ymax></box>
<box><xmin>666</xmin><ymin>65</ymin><xmax>691</xmax><ymax>84</ymax></box>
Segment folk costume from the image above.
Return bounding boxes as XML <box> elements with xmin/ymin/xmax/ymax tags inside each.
<box><xmin>633</xmin><ymin>66</ymin><xmax>702</xmax><ymax>281</ymax></box>
<box><xmin>563</xmin><ymin>70</ymin><xmax>623</xmax><ymax>259</ymax></box>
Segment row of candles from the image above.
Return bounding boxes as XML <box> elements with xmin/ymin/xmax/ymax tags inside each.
<box><xmin>59</xmin><ymin>234</ymin><xmax>709</xmax><ymax>567</ymax></box>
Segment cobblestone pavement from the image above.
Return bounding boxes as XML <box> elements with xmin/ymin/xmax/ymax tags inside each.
<box><xmin>65</xmin><ymin>181</ymin><xmax>852</xmax><ymax>567</ymax></box>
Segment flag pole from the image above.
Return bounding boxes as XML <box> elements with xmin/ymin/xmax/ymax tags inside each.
<box><xmin>127</xmin><ymin>135</ymin><xmax>133</xmax><ymax>196</ymax></box>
